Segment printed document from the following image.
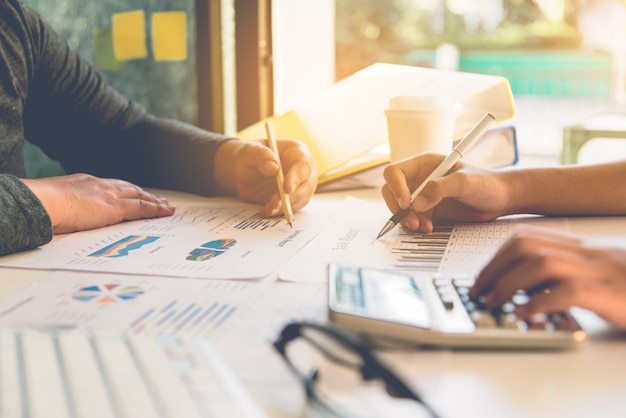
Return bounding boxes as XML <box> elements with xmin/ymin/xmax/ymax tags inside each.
<box><xmin>278</xmin><ymin>196</ymin><xmax>569</xmax><ymax>282</ymax></box>
<box><xmin>0</xmin><ymin>271</ymin><xmax>325</xmax><ymax>343</ymax></box>
<box><xmin>0</xmin><ymin>200</ymin><xmax>332</xmax><ymax>280</ymax></box>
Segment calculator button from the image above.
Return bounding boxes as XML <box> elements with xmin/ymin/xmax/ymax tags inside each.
<box><xmin>500</xmin><ymin>302</ymin><xmax>516</xmax><ymax>314</ymax></box>
<box><xmin>499</xmin><ymin>313</ymin><xmax>525</xmax><ymax>330</ymax></box>
<box><xmin>452</xmin><ymin>277</ymin><xmax>475</xmax><ymax>288</ymax></box>
<box><xmin>472</xmin><ymin>295</ymin><xmax>488</xmax><ymax>310</ymax></box>
<box><xmin>455</xmin><ymin>286</ymin><xmax>470</xmax><ymax>297</ymax></box>
<box><xmin>458</xmin><ymin>292</ymin><xmax>471</xmax><ymax>304</ymax></box>
<box><xmin>470</xmin><ymin>310</ymin><xmax>497</xmax><ymax>328</ymax></box>
<box><xmin>439</xmin><ymin>295</ymin><xmax>455</xmax><ymax>310</ymax></box>
<box><xmin>463</xmin><ymin>300</ymin><xmax>477</xmax><ymax>313</ymax></box>
<box><xmin>526</xmin><ymin>313</ymin><xmax>552</xmax><ymax>330</ymax></box>
<box><xmin>433</xmin><ymin>277</ymin><xmax>449</xmax><ymax>287</ymax></box>
<box><xmin>512</xmin><ymin>292</ymin><xmax>530</xmax><ymax>306</ymax></box>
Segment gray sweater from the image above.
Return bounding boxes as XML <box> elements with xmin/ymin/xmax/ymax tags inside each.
<box><xmin>1</xmin><ymin>0</ymin><xmax>234</xmax><ymax>255</ymax></box>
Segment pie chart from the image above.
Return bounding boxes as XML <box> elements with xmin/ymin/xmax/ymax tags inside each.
<box><xmin>72</xmin><ymin>284</ymin><xmax>145</xmax><ymax>303</ymax></box>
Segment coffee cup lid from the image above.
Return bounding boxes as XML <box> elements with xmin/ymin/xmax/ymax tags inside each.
<box><xmin>389</xmin><ymin>95</ymin><xmax>452</xmax><ymax>111</ymax></box>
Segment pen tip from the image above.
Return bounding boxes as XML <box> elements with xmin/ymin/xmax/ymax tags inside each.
<box><xmin>376</xmin><ymin>221</ymin><xmax>395</xmax><ymax>239</ymax></box>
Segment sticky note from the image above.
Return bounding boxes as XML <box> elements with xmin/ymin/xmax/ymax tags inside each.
<box><xmin>112</xmin><ymin>10</ymin><xmax>148</xmax><ymax>61</ymax></box>
<box><xmin>152</xmin><ymin>11</ymin><xmax>187</xmax><ymax>61</ymax></box>
<box><xmin>93</xmin><ymin>27</ymin><xmax>123</xmax><ymax>73</ymax></box>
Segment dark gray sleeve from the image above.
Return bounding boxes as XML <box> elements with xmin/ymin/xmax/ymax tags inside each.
<box><xmin>0</xmin><ymin>174</ymin><xmax>52</xmax><ymax>256</ymax></box>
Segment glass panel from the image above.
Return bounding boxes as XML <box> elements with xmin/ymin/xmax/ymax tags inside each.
<box><xmin>24</xmin><ymin>0</ymin><xmax>198</xmax><ymax>124</ymax></box>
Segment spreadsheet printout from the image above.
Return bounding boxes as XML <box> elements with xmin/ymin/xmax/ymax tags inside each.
<box><xmin>279</xmin><ymin>197</ymin><xmax>569</xmax><ymax>282</ymax></box>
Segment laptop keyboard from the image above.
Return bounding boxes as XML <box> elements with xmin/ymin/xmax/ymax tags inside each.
<box><xmin>0</xmin><ymin>329</ymin><xmax>266</xmax><ymax>418</ymax></box>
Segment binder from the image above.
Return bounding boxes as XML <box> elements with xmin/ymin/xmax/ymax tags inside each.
<box><xmin>238</xmin><ymin>63</ymin><xmax>516</xmax><ymax>185</ymax></box>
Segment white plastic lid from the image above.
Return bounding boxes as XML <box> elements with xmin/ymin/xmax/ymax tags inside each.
<box><xmin>388</xmin><ymin>95</ymin><xmax>452</xmax><ymax>111</ymax></box>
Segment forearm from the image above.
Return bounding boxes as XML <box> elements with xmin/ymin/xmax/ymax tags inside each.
<box><xmin>23</xmin><ymin>15</ymin><xmax>235</xmax><ymax>197</ymax></box>
<box><xmin>125</xmin><ymin>115</ymin><xmax>236</xmax><ymax>196</ymax></box>
<box><xmin>503</xmin><ymin>161</ymin><xmax>626</xmax><ymax>216</ymax></box>
<box><xmin>213</xmin><ymin>139</ymin><xmax>245</xmax><ymax>194</ymax></box>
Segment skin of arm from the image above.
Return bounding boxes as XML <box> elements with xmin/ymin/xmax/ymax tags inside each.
<box><xmin>381</xmin><ymin>153</ymin><xmax>626</xmax><ymax>233</ymax></box>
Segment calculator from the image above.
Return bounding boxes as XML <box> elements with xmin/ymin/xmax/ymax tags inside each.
<box><xmin>327</xmin><ymin>263</ymin><xmax>587</xmax><ymax>350</ymax></box>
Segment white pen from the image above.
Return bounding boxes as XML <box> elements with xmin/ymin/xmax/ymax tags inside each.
<box><xmin>376</xmin><ymin>112</ymin><xmax>496</xmax><ymax>239</ymax></box>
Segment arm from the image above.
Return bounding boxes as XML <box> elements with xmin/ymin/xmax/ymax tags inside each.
<box><xmin>22</xmin><ymin>6</ymin><xmax>317</xmax><ymax>208</ymax></box>
<box><xmin>381</xmin><ymin>153</ymin><xmax>626</xmax><ymax>233</ymax></box>
<box><xmin>22</xmin><ymin>14</ymin><xmax>231</xmax><ymax>196</ymax></box>
<box><xmin>0</xmin><ymin>2</ymin><xmax>315</xmax><ymax>255</ymax></box>
<box><xmin>499</xmin><ymin>161</ymin><xmax>626</xmax><ymax>216</ymax></box>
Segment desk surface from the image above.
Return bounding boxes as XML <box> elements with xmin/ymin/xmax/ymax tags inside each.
<box><xmin>0</xmin><ymin>187</ymin><xmax>625</xmax><ymax>418</ymax></box>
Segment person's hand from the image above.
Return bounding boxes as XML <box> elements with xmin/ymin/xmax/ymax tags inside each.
<box><xmin>214</xmin><ymin>138</ymin><xmax>317</xmax><ymax>217</ymax></box>
<box><xmin>381</xmin><ymin>153</ymin><xmax>512</xmax><ymax>233</ymax></box>
<box><xmin>21</xmin><ymin>174</ymin><xmax>175</xmax><ymax>234</ymax></box>
<box><xmin>470</xmin><ymin>225</ymin><xmax>626</xmax><ymax>330</ymax></box>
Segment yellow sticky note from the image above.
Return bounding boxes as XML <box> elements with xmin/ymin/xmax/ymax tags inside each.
<box><xmin>112</xmin><ymin>10</ymin><xmax>147</xmax><ymax>61</ymax></box>
<box><xmin>152</xmin><ymin>11</ymin><xmax>187</xmax><ymax>61</ymax></box>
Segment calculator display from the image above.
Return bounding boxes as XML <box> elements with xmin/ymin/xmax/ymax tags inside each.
<box><xmin>330</xmin><ymin>265</ymin><xmax>432</xmax><ymax>329</ymax></box>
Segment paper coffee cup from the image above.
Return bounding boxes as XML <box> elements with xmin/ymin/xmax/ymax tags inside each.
<box><xmin>385</xmin><ymin>96</ymin><xmax>457</xmax><ymax>162</ymax></box>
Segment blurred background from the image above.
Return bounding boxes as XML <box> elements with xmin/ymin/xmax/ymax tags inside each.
<box><xmin>334</xmin><ymin>0</ymin><xmax>626</xmax><ymax>162</ymax></box>
<box><xmin>22</xmin><ymin>0</ymin><xmax>626</xmax><ymax>175</ymax></box>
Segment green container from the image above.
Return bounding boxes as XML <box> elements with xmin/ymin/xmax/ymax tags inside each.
<box><xmin>459</xmin><ymin>50</ymin><xmax>613</xmax><ymax>99</ymax></box>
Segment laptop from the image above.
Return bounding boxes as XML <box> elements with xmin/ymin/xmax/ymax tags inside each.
<box><xmin>0</xmin><ymin>328</ymin><xmax>266</xmax><ymax>417</ymax></box>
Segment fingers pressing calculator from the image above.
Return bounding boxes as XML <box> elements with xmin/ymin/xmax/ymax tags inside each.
<box><xmin>327</xmin><ymin>263</ymin><xmax>587</xmax><ymax>350</ymax></box>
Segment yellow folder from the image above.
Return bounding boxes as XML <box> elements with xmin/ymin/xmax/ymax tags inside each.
<box><xmin>237</xmin><ymin>63</ymin><xmax>516</xmax><ymax>185</ymax></box>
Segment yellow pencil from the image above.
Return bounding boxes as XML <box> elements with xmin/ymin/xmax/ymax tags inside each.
<box><xmin>264</xmin><ymin>121</ymin><xmax>294</xmax><ymax>228</ymax></box>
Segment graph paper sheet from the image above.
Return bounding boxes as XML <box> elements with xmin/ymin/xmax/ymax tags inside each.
<box><xmin>0</xmin><ymin>199</ymin><xmax>333</xmax><ymax>280</ymax></box>
<box><xmin>278</xmin><ymin>196</ymin><xmax>569</xmax><ymax>282</ymax></box>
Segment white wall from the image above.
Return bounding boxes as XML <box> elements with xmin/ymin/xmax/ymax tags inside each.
<box><xmin>271</xmin><ymin>0</ymin><xmax>335</xmax><ymax>114</ymax></box>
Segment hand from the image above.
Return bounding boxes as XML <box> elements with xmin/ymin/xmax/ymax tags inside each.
<box><xmin>381</xmin><ymin>153</ymin><xmax>512</xmax><ymax>233</ymax></box>
<box><xmin>22</xmin><ymin>174</ymin><xmax>175</xmax><ymax>234</ymax></box>
<box><xmin>470</xmin><ymin>225</ymin><xmax>626</xmax><ymax>330</ymax></box>
<box><xmin>214</xmin><ymin>138</ymin><xmax>317</xmax><ymax>217</ymax></box>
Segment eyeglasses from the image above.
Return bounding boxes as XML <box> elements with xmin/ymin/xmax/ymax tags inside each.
<box><xmin>273</xmin><ymin>321</ymin><xmax>440</xmax><ymax>418</ymax></box>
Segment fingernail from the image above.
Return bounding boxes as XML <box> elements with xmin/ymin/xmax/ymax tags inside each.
<box><xmin>264</xmin><ymin>160</ymin><xmax>279</xmax><ymax>173</ymax></box>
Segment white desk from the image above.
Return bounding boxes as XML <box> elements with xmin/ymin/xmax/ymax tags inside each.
<box><xmin>0</xmin><ymin>186</ymin><xmax>625</xmax><ymax>418</ymax></box>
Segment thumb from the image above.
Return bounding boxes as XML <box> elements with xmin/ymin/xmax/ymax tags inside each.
<box><xmin>410</xmin><ymin>177</ymin><xmax>447</xmax><ymax>212</ymax></box>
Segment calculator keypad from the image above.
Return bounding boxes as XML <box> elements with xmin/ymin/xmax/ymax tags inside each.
<box><xmin>432</xmin><ymin>274</ymin><xmax>581</xmax><ymax>332</ymax></box>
